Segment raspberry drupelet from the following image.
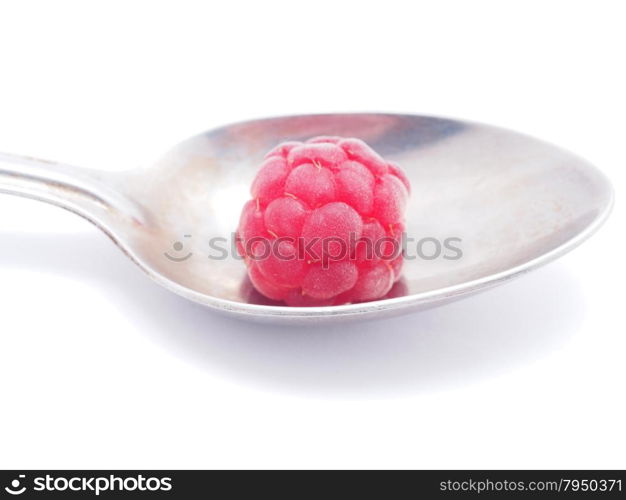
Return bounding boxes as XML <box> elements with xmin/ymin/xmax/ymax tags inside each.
<box><xmin>236</xmin><ymin>136</ymin><xmax>410</xmax><ymax>306</ymax></box>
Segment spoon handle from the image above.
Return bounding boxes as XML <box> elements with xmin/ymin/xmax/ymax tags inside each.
<box><xmin>0</xmin><ymin>152</ymin><xmax>142</xmax><ymax>227</ymax></box>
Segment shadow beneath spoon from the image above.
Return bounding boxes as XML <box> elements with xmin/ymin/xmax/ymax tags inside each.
<box><xmin>0</xmin><ymin>230</ymin><xmax>586</xmax><ymax>399</ymax></box>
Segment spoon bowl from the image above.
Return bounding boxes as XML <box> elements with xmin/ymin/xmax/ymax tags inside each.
<box><xmin>0</xmin><ymin>114</ymin><xmax>613</xmax><ymax>322</ymax></box>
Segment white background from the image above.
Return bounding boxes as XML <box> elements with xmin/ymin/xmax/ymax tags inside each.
<box><xmin>0</xmin><ymin>1</ymin><xmax>624</xmax><ymax>469</ymax></box>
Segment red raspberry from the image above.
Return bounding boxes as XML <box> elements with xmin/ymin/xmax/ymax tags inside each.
<box><xmin>236</xmin><ymin>137</ymin><xmax>410</xmax><ymax>306</ymax></box>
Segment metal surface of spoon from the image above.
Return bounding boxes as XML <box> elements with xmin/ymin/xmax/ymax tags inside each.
<box><xmin>0</xmin><ymin>114</ymin><xmax>614</xmax><ymax>322</ymax></box>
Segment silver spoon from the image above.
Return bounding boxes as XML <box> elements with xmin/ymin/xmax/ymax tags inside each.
<box><xmin>0</xmin><ymin>114</ymin><xmax>613</xmax><ymax>322</ymax></box>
